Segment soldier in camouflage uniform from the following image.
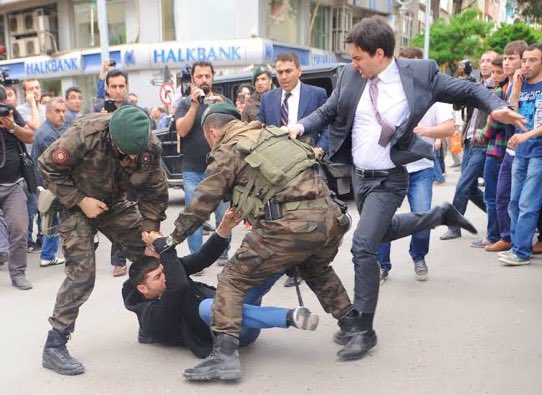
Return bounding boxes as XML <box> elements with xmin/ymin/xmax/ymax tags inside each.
<box><xmin>148</xmin><ymin>103</ymin><xmax>478</xmax><ymax>382</ymax></box>
<box><xmin>38</xmin><ymin>106</ymin><xmax>168</xmax><ymax>376</ymax></box>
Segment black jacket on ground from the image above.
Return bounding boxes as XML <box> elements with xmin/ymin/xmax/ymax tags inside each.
<box><xmin>122</xmin><ymin>233</ymin><xmax>228</xmax><ymax>358</ymax></box>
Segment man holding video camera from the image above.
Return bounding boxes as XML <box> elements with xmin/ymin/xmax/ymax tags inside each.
<box><xmin>174</xmin><ymin>61</ymin><xmax>232</xmax><ymax>265</ymax></box>
<box><xmin>0</xmin><ymin>84</ymin><xmax>35</xmax><ymax>290</ymax></box>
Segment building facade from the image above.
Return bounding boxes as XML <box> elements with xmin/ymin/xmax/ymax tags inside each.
<box><xmin>0</xmin><ymin>0</ymin><xmax>425</xmax><ymax>108</ymax></box>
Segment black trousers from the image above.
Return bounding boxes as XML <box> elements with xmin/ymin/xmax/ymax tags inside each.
<box><xmin>350</xmin><ymin>167</ymin><xmax>448</xmax><ymax>314</ymax></box>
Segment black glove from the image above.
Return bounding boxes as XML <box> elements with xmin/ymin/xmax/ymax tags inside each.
<box><xmin>153</xmin><ymin>236</ymin><xmax>176</xmax><ymax>254</ymax></box>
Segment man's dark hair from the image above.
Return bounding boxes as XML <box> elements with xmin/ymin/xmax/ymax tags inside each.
<box><xmin>203</xmin><ymin>113</ymin><xmax>238</xmax><ymax>131</ymax></box>
<box><xmin>236</xmin><ymin>83</ymin><xmax>255</xmax><ymax>96</ymax></box>
<box><xmin>65</xmin><ymin>86</ymin><xmax>82</xmax><ymax>99</ymax></box>
<box><xmin>129</xmin><ymin>256</ymin><xmax>160</xmax><ymax>287</ymax></box>
<box><xmin>398</xmin><ymin>47</ymin><xmax>423</xmax><ymax>60</ymax></box>
<box><xmin>504</xmin><ymin>40</ymin><xmax>528</xmax><ymax>57</ymax></box>
<box><xmin>191</xmin><ymin>61</ymin><xmax>215</xmax><ymax>76</ymax></box>
<box><xmin>524</xmin><ymin>43</ymin><xmax>542</xmax><ymax>54</ymax></box>
<box><xmin>492</xmin><ymin>55</ymin><xmax>504</xmax><ymax>67</ymax></box>
<box><xmin>106</xmin><ymin>68</ymin><xmax>128</xmax><ymax>86</ymax></box>
<box><xmin>345</xmin><ymin>17</ymin><xmax>395</xmax><ymax>57</ymax></box>
<box><xmin>275</xmin><ymin>52</ymin><xmax>300</xmax><ymax>67</ymax></box>
<box><xmin>0</xmin><ymin>85</ymin><xmax>6</xmax><ymax>102</ymax></box>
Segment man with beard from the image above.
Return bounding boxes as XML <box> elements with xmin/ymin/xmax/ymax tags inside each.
<box><xmin>174</xmin><ymin>61</ymin><xmax>232</xmax><ymax>266</ymax></box>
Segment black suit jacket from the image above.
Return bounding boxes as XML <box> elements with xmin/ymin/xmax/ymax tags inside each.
<box><xmin>299</xmin><ymin>58</ymin><xmax>506</xmax><ymax>166</ymax></box>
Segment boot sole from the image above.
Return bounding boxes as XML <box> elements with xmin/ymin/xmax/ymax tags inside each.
<box><xmin>183</xmin><ymin>369</ymin><xmax>241</xmax><ymax>381</ymax></box>
<box><xmin>42</xmin><ymin>361</ymin><xmax>85</xmax><ymax>376</ymax></box>
<box><xmin>337</xmin><ymin>337</ymin><xmax>377</xmax><ymax>361</ymax></box>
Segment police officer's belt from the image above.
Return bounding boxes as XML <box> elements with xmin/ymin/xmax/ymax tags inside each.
<box><xmin>264</xmin><ymin>197</ymin><xmax>329</xmax><ymax>220</ymax></box>
<box><xmin>355</xmin><ymin>167</ymin><xmax>403</xmax><ymax>179</ymax></box>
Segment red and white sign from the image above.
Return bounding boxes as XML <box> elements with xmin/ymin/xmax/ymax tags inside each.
<box><xmin>159</xmin><ymin>82</ymin><xmax>175</xmax><ymax>106</ymax></box>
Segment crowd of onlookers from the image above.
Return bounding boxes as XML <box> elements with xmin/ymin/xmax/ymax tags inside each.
<box><xmin>1</xmin><ymin>37</ymin><xmax>540</xmax><ymax>291</ymax></box>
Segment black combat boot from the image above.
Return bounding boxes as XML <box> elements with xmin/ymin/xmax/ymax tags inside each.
<box><xmin>336</xmin><ymin>313</ymin><xmax>377</xmax><ymax>361</ymax></box>
<box><xmin>42</xmin><ymin>329</ymin><xmax>85</xmax><ymax>375</ymax></box>
<box><xmin>183</xmin><ymin>333</ymin><xmax>241</xmax><ymax>381</ymax></box>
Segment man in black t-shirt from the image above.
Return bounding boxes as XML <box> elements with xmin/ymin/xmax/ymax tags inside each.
<box><xmin>0</xmin><ymin>85</ymin><xmax>35</xmax><ymax>290</ymax></box>
<box><xmin>174</xmin><ymin>61</ymin><xmax>233</xmax><ymax>266</ymax></box>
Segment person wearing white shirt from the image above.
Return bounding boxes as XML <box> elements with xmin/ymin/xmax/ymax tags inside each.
<box><xmin>377</xmin><ymin>48</ymin><xmax>455</xmax><ymax>283</ymax></box>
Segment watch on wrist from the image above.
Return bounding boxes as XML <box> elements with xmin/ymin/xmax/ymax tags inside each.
<box><xmin>8</xmin><ymin>129</ymin><xmax>15</xmax><ymax>134</ymax></box>
<box><xmin>153</xmin><ymin>235</ymin><xmax>176</xmax><ymax>254</ymax></box>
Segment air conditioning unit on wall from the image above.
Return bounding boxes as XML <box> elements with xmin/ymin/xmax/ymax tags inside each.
<box><xmin>11</xmin><ymin>39</ymin><xmax>26</xmax><ymax>58</ymax></box>
<box><xmin>8</xmin><ymin>14</ymin><xmax>24</xmax><ymax>35</ymax></box>
<box><xmin>24</xmin><ymin>9</ymin><xmax>49</xmax><ymax>33</ymax></box>
<box><xmin>25</xmin><ymin>37</ymin><xmax>41</xmax><ymax>56</ymax></box>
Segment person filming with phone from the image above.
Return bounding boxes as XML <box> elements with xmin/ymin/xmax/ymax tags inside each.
<box><xmin>0</xmin><ymin>84</ymin><xmax>35</xmax><ymax>290</ymax></box>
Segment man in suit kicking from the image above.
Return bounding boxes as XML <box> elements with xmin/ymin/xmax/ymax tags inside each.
<box><xmin>288</xmin><ymin>17</ymin><xmax>526</xmax><ymax>360</ymax></box>
<box><xmin>258</xmin><ymin>51</ymin><xmax>329</xmax><ymax>287</ymax></box>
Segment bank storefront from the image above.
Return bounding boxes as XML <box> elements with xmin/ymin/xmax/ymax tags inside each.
<box><xmin>0</xmin><ymin>38</ymin><xmax>342</xmax><ymax>108</ymax></box>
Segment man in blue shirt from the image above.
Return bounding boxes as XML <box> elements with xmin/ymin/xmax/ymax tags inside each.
<box><xmin>31</xmin><ymin>98</ymin><xmax>67</xmax><ymax>268</ymax></box>
<box><xmin>500</xmin><ymin>43</ymin><xmax>542</xmax><ymax>265</ymax></box>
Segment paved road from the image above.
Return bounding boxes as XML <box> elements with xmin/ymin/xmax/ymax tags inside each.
<box><xmin>1</xmin><ymin>167</ymin><xmax>541</xmax><ymax>394</ymax></box>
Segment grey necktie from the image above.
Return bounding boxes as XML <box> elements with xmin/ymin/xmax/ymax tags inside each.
<box><xmin>368</xmin><ymin>76</ymin><xmax>396</xmax><ymax>147</ymax></box>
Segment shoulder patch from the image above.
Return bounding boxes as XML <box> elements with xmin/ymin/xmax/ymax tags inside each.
<box><xmin>52</xmin><ymin>147</ymin><xmax>70</xmax><ymax>165</ymax></box>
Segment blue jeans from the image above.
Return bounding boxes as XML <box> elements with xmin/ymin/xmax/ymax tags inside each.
<box><xmin>509</xmin><ymin>156</ymin><xmax>542</xmax><ymax>259</ymax></box>
<box><xmin>483</xmin><ymin>155</ymin><xmax>502</xmax><ymax>243</ymax></box>
<box><xmin>0</xmin><ymin>209</ymin><xmax>9</xmax><ymax>254</ymax></box>
<box><xmin>378</xmin><ymin>167</ymin><xmax>433</xmax><ymax>270</ymax></box>
<box><xmin>496</xmin><ymin>152</ymin><xmax>513</xmax><ymax>242</ymax></box>
<box><xmin>183</xmin><ymin>171</ymin><xmax>230</xmax><ymax>255</ymax></box>
<box><xmin>199</xmin><ymin>273</ymin><xmax>286</xmax><ymax>346</ymax></box>
<box><xmin>26</xmin><ymin>193</ymin><xmax>42</xmax><ymax>244</ymax></box>
<box><xmin>40</xmin><ymin>216</ymin><xmax>59</xmax><ymax>261</ymax></box>
<box><xmin>451</xmin><ymin>141</ymin><xmax>486</xmax><ymax>221</ymax></box>
<box><xmin>433</xmin><ymin>149</ymin><xmax>445</xmax><ymax>183</ymax></box>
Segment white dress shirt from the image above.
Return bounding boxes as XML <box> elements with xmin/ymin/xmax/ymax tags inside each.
<box><xmin>406</xmin><ymin>102</ymin><xmax>454</xmax><ymax>173</ymax></box>
<box><xmin>351</xmin><ymin>60</ymin><xmax>410</xmax><ymax>170</ymax></box>
<box><xmin>281</xmin><ymin>80</ymin><xmax>301</xmax><ymax>126</ymax></box>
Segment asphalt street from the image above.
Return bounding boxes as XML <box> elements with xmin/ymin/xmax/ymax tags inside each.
<box><xmin>1</xmin><ymin>166</ymin><xmax>541</xmax><ymax>395</ymax></box>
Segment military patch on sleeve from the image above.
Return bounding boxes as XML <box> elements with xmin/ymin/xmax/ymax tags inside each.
<box><xmin>52</xmin><ymin>147</ymin><xmax>70</xmax><ymax>165</ymax></box>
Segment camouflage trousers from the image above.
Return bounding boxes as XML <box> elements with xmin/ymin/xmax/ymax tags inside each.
<box><xmin>211</xmin><ymin>199</ymin><xmax>353</xmax><ymax>336</ymax></box>
<box><xmin>49</xmin><ymin>200</ymin><xmax>146</xmax><ymax>334</ymax></box>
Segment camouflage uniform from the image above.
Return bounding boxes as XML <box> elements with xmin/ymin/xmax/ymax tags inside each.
<box><xmin>38</xmin><ymin>113</ymin><xmax>168</xmax><ymax>334</ymax></box>
<box><xmin>171</xmin><ymin>120</ymin><xmax>353</xmax><ymax>336</ymax></box>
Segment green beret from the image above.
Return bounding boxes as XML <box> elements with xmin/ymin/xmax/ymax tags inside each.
<box><xmin>252</xmin><ymin>66</ymin><xmax>271</xmax><ymax>84</ymax></box>
<box><xmin>201</xmin><ymin>103</ymin><xmax>241</xmax><ymax>127</ymax></box>
<box><xmin>109</xmin><ymin>105</ymin><xmax>150</xmax><ymax>155</ymax></box>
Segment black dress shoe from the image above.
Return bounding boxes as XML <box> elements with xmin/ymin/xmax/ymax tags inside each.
<box><xmin>333</xmin><ymin>329</ymin><xmax>354</xmax><ymax>346</ymax></box>
<box><xmin>441</xmin><ymin>203</ymin><xmax>477</xmax><ymax>235</ymax></box>
<box><xmin>337</xmin><ymin>330</ymin><xmax>377</xmax><ymax>361</ymax></box>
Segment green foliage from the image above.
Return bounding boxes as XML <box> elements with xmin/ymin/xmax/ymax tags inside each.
<box><xmin>487</xmin><ymin>22</ymin><xmax>542</xmax><ymax>53</ymax></box>
<box><xmin>516</xmin><ymin>0</ymin><xmax>542</xmax><ymax>23</ymax></box>
<box><xmin>412</xmin><ymin>9</ymin><xmax>493</xmax><ymax>69</ymax></box>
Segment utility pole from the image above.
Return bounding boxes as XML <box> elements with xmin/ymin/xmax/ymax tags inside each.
<box><xmin>97</xmin><ymin>0</ymin><xmax>109</xmax><ymax>62</ymax></box>
<box><xmin>423</xmin><ymin>0</ymin><xmax>431</xmax><ymax>59</ymax></box>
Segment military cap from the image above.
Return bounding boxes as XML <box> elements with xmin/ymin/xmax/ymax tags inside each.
<box><xmin>109</xmin><ymin>105</ymin><xmax>150</xmax><ymax>154</ymax></box>
<box><xmin>201</xmin><ymin>103</ymin><xmax>241</xmax><ymax>127</ymax></box>
<box><xmin>252</xmin><ymin>65</ymin><xmax>272</xmax><ymax>84</ymax></box>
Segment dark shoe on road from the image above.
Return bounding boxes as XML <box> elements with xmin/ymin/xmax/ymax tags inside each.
<box><xmin>138</xmin><ymin>328</ymin><xmax>155</xmax><ymax>344</ymax></box>
<box><xmin>440</xmin><ymin>203</ymin><xmax>477</xmax><ymax>235</ymax></box>
<box><xmin>379</xmin><ymin>268</ymin><xmax>389</xmax><ymax>284</ymax></box>
<box><xmin>335</xmin><ymin>312</ymin><xmax>364</xmax><ymax>346</ymax></box>
<box><xmin>333</xmin><ymin>329</ymin><xmax>353</xmax><ymax>346</ymax></box>
<box><xmin>183</xmin><ymin>334</ymin><xmax>241</xmax><ymax>381</ymax></box>
<box><xmin>42</xmin><ymin>330</ymin><xmax>85</xmax><ymax>375</ymax></box>
<box><xmin>337</xmin><ymin>330</ymin><xmax>378</xmax><ymax>361</ymax></box>
<box><xmin>27</xmin><ymin>241</ymin><xmax>41</xmax><ymax>253</ymax></box>
<box><xmin>440</xmin><ymin>227</ymin><xmax>461</xmax><ymax>240</ymax></box>
<box><xmin>284</xmin><ymin>275</ymin><xmax>303</xmax><ymax>287</ymax></box>
<box><xmin>12</xmin><ymin>276</ymin><xmax>32</xmax><ymax>290</ymax></box>
<box><xmin>0</xmin><ymin>252</ymin><xmax>8</xmax><ymax>266</ymax></box>
<box><xmin>414</xmin><ymin>259</ymin><xmax>428</xmax><ymax>281</ymax></box>
<box><xmin>113</xmin><ymin>265</ymin><xmax>127</xmax><ymax>277</ymax></box>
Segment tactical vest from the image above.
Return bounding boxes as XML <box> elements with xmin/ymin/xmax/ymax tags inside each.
<box><xmin>232</xmin><ymin>126</ymin><xmax>318</xmax><ymax>222</ymax></box>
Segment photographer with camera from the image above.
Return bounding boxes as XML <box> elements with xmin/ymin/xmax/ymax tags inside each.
<box><xmin>0</xmin><ymin>85</ymin><xmax>35</xmax><ymax>290</ymax></box>
<box><xmin>174</xmin><ymin>61</ymin><xmax>232</xmax><ymax>265</ymax></box>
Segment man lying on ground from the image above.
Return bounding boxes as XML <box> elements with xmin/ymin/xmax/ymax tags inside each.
<box><xmin>122</xmin><ymin>207</ymin><xmax>318</xmax><ymax>359</ymax></box>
